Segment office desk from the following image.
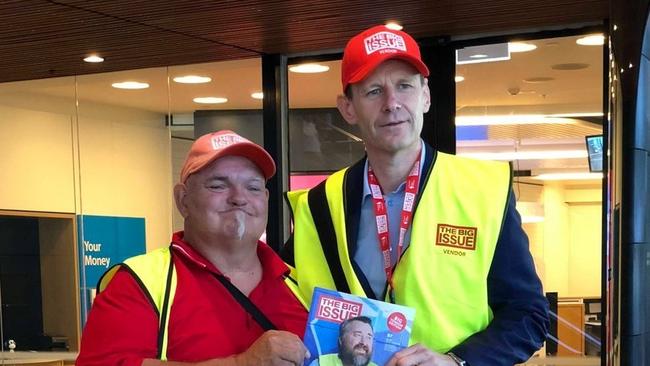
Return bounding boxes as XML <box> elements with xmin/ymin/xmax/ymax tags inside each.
<box><xmin>557</xmin><ymin>302</ymin><xmax>585</xmax><ymax>356</ymax></box>
<box><xmin>0</xmin><ymin>360</ymin><xmax>63</xmax><ymax>365</ymax></box>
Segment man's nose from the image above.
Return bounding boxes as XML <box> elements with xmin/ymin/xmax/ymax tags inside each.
<box><xmin>383</xmin><ymin>88</ymin><xmax>402</xmax><ymax>112</ymax></box>
<box><xmin>228</xmin><ymin>186</ymin><xmax>248</xmax><ymax>206</ymax></box>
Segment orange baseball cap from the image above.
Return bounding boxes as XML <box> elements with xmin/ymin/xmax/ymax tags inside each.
<box><xmin>180</xmin><ymin>130</ymin><xmax>276</xmax><ymax>183</ymax></box>
<box><xmin>341</xmin><ymin>25</ymin><xmax>430</xmax><ymax>91</ymax></box>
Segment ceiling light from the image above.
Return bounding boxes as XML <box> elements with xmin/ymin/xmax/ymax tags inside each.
<box><xmin>84</xmin><ymin>55</ymin><xmax>104</xmax><ymax>63</ymax></box>
<box><xmin>516</xmin><ymin>202</ymin><xmax>545</xmax><ymax>223</ymax></box>
<box><xmin>509</xmin><ymin>42</ymin><xmax>537</xmax><ymax>52</ymax></box>
<box><xmin>111</xmin><ymin>81</ymin><xmax>149</xmax><ymax>90</ymax></box>
<box><xmin>523</xmin><ymin>77</ymin><xmax>555</xmax><ymax>83</ymax></box>
<box><xmin>456</xmin><ymin>44</ymin><xmax>510</xmax><ymax>64</ymax></box>
<box><xmin>289</xmin><ymin>63</ymin><xmax>330</xmax><ymax>73</ymax></box>
<box><xmin>547</xmin><ymin>112</ymin><xmax>604</xmax><ymax>118</ymax></box>
<box><xmin>455</xmin><ymin>75</ymin><xmax>465</xmax><ymax>83</ymax></box>
<box><xmin>576</xmin><ymin>34</ymin><xmax>605</xmax><ymax>46</ymax></box>
<box><xmin>385</xmin><ymin>22</ymin><xmax>403</xmax><ymax>31</ymax></box>
<box><xmin>173</xmin><ymin>75</ymin><xmax>212</xmax><ymax>84</ymax></box>
<box><xmin>193</xmin><ymin>97</ymin><xmax>228</xmax><ymax>104</ymax></box>
<box><xmin>251</xmin><ymin>92</ymin><xmax>264</xmax><ymax>100</ymax></box>
<box><xmin>458</xmin><ymin>150</ymin><xmax>587</xmax><ymax>161</ymax></box>
<box><xmin>551</xmin><ymin>63</ymin><xmax>590</xmax><ymax>70</ymax></box>
<box><xmin>533</xmin><ymin>172</ymin><xmax>603</xmax><ymax>181</ymax></box>
<box><xmin>455</xmin><ymin>114</ymin><xmax>579</xmax><ymax>126</ymax></box>
<box><xmin>521</xmin><ymin>216</ymin><xmax>545</xmax><ymax>223</ymax></box>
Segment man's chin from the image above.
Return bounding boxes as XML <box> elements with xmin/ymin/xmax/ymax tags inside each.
<box><xmin>351</xmin><ymin>354</ymin><xmax>371</xmax><ymax>366</ymax></box>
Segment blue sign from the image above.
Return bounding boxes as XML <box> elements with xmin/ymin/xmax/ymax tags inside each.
<box><xmin>77</xmin><ymin>215</ymin><xmax>146</xmax><ymax>323</ymax></box>
<box><xmin>77</xmin><ymin>215</ymin><xmax>146</xmax><ymax>287</ymax></box>
<box><xmin>456</xmin><ymin>125</ymin><xmax>488</xmax><ymax>140</ymax></box>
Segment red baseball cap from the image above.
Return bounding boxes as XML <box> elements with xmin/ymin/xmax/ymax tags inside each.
<box><xmin>180</xmin><ymin>130</ymin><xmax>276</xmax><ymax>183</ymax></box>
<box><xmin>341</xmin><ymin>25</ymin><xmax>430</xmax><ymax>91</ymax></box>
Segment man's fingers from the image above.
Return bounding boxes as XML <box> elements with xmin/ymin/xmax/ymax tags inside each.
<box><xmin>391</xmin><ymin>343</ymin><xmax>425</xmax><ymax>359</ymax></box>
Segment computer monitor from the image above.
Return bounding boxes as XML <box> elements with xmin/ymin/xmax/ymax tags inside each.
<box><xmin>585</xmin><ymin>135</ymin><xmax>604</xmax><ymax>172</ymax></box>
<box><xmin>584</xmin><ymin>297</ymin><xmax>602</xmax><ymax>321</ymax></box>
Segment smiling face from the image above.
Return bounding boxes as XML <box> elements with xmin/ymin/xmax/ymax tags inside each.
<box><xmin>338</xmin><ymin>319</ymin><xmax>374</xmax><ymax>366</ymax></box>
<box><xmin>175</xmin><ymin>155</ymin><xmax>269</xmax><ymax>244</ymax></box>
<box><xmin>337</xmin><ymin>59</ymin><xmax>431</xmax><ymax>157</ymax></box>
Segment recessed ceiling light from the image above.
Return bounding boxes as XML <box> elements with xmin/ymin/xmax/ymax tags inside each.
<box><xmin>173</xmin><ymin>75</ymin><xmax>212</xmax><ymax>84</ymax></box>
<box><xmin>509</xmin><ymin>42</ymin><xmax>537</xmax><ymax>52</ymax></box>
<box><xmin>385</xmin><ymin>22</ymin><xmax>403</xmax><ymax>31</ymax></box>
<box><xmin>112</xmin><ymin>81</ymin><xmax>149</xmax><ymax>90</ymax></box>
<box><xmin>455</xmin><ymin>75</ymin><xmax>465</xmax><ymax>82</ymax></box>
<box><xmin>576</xmin><ymin>34</ymin><xmax>605</xmax><ymax>46</ymax></box>
<box><xmin>251</xmin><ymin>92</ymin><xmax>264</xmax><ymax>100</ymax></box>
<box><xmin>193</xmin><ymin>97</ymin><xmax>228</xmax><ymax>104</ymax></box>
<box><xmin>533</xmin><ymin>172</ymin><xmax>603</xmax><ymax>180</ymax></box>
<box><xmin>289</xmin><ymin>63</ymin><xmax>330</xmax><ymax>73</ymax></box>
<box><xmin>456</xmin><ymin>114</ymin><xmax>579</xmax><ymax>126</ymax></box>
<box><xmin>523</xmin><ymin>77</ymin><xmax>555</xmax><ymax>83</ymax></box>
<box><xmin>551</xmin><ymin>63</ymin><xmax>590</xmax><ymax>71</ymax></box>
<box><xmin>469</xmin><ymin>54</ymin><xmax>488</xmax><ymax>59</ymax></box>
<box><xmin>459</xmin><ymin>150</ymin><xmax>588</xmax><ymax>161</ymax></box>
<box><xmin>84</xmin><ymin>55</ymin><xmax>104</xmax><ymax>63</ymax></box>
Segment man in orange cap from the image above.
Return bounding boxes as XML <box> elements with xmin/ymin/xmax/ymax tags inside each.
<box><xmin>78</xmin><ymin>130</ymin><xmax>308</xmax><ymax>366</ymax></box>
<box><xmin>284</xmin><ymin>25</ymin><xmax>549</xmax><ymax>366</ymax></box>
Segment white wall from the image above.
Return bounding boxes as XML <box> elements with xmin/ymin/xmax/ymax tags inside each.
<box><xmin>520</xmin><ymin>181</ymin><xmax>602</xmax><ymax>298</ymax></box>
<box><xmin>171</xmin><ymin>137</ymin><xmax>193</xmax><ymax>233</ymax></box>
<box><xmin>0</xmin><ymin>92</ymin><xmax>173</xmax><ymax>251</ymax></box>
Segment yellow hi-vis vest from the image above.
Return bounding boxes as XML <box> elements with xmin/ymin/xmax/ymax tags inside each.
<box><xmin>287</xmin><ymin>152</ymin><xmax>512</xmax><ymax>352</ymax></box>
<box><xmin>98</xmin><ymin>247</ymin><xmax>177</xmax><ymax>361</ymax></box>
<box><xmin>97</xmin><ymin>246</ymin><xmax>307</xmax><ymax>361</ymax></box>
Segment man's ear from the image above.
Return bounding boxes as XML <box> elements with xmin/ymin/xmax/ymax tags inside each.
<box><xmin>336</xmin><ymin>94</ymin><xmax>358</xmax><ymax>126</ymax></box>
<box><xmin>173</xmin><ymin>183</ymin><xmax>189</xmax><ymax>218</ymax></box>
<box><xmin>422</xmin><ymin>78</ymin><xmax>431</xmax><ymax>113</ymax></box>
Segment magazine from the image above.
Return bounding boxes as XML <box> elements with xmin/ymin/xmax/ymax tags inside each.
<box><xmin>303</xmin><ymin>287</ymin><xmax>416</xmax><ymax>366</ymax></box>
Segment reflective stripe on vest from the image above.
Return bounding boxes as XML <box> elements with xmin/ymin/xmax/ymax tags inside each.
<box><xmin>97</xmin><ymin>246</ymin><xmax>308</xmax><ymax>359</ymax></box>
<box><xmin>288</xmin><ymin>152</ymin><xmax>512</xmax><ymax>352</ymax></box>
<box><xmin>97</xmin><ymin>247</ymin><xmax>177</xmax><ymax>361</ymax></box>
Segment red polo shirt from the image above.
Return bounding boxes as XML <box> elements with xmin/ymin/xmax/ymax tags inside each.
<box><xmin>77</xmin><ymin>232</ymin><xmax>308</xmax><ymax>366</ymax></box>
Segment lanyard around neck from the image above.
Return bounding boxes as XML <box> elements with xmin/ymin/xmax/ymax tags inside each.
<box><xmin>367</xmin><ymin>153</ymin><xmax>421</xmax><ymax>299</ymax></box>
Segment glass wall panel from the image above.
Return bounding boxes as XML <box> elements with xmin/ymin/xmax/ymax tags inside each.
<box><xmin>287</xmin><ymin>60</ymin><xmax>365</xmax><ymax>189</ymax></box>
<box><xmin>455</xmin><ymin>33</ymin><xmax>604</xmax><ymax>363</ymax></box>
<box><xmin>74</xmin><ymin>67</ymin><xmax>172</xmax><ymax>342</ymax></box>
<box><xmin>168</xmin><ymin>58</ymin><xmax>262</xmax><ymax>232</ymax></box>
<box><xmin>0</xmin><ymin>76</ymin><xmax>79</xmax><ymax>354</ymax></box>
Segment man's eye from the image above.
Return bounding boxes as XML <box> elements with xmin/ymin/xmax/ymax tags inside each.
<box><xmin>248</xmin><ymin>186</ymin><xmax>262</xmax><ymax>192</ymax></box>
<box><xmin>398</xmin><ymin>83</ymin><xmax>413</xmax><ymax>89</ymax></box>
<box><xmin>366</xmin><ymin>88</ymin><xmax>381</xmax><ymax>96</ymax></box>
<box><xmin>208</xmin><ymin>184</ymin><xmax>226</xmax><ymax>190</ymax></box>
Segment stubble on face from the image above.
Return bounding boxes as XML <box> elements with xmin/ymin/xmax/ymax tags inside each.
<box><xmin>178</xmin><ymin>156</ymin><xmax>268</xmax><ymax>245</ymax></box>
<box><xmin>340</xmin><ymin>60</ymin><xmax>430</xmax><ymax>157</ymax></box>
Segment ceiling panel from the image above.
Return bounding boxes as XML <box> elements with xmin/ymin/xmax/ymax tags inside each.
<box><xmin>0</xmin><ymin>0</ymin><xmax>607</xmax><ymax>83</ymax></box>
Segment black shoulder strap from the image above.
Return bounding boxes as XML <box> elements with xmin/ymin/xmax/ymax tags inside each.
<box><xmin>212</xmin><ymin>273</ymin><xmax>277</xmax><ymax>331</ymax></box>
<box><xmin>156</xmin><ymin>253</ymin><xmax>175</xmax><ymax>359</ymax></box>
<box><xmin>307</xmin><ymin>181</ymin><xmax>351</xmax><ymax>294</ymax></box>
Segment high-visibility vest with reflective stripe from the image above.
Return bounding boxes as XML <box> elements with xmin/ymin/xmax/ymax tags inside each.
<box><xmin>98</xmin><ymin>247</ymin><xmax>177</xmax><ymax>361</ymax></box>
<box><xmin>287</xmin><ymin>152</ymin><xmax>512</xmax><ymax>352</ymax></box>
<box><xmin>97</xmin><ymin>247</ymin><xmax>308</xmax><ymax>361</ymax></box>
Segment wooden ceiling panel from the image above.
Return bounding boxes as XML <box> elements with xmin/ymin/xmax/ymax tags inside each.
<box><xmin>0</xmin><ymin>0</ymin><xmax>607</xmax><ymax>83</ymax></box>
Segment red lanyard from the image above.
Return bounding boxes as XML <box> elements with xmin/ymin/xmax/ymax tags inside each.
<box><xmin>367</xmin><ymin>154</ymin><xmax>421</xmax><ymax>294</ymax></box>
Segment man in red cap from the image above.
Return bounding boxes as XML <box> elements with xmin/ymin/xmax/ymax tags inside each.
<box><xmin>284</xmin><ymin>25</ymin><xmax>549</xmax><ymax>366</ymax></box>
<box><xmin>78</xmin><ymin>130</ymin><xmax>309</xmax><ymax>366</ymax></box>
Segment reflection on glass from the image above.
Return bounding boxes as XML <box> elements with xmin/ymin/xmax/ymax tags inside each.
<box><xmin>455</xmin><ymin>34</ymin><xmax>603</xmax><ymax>363</ymax></box>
